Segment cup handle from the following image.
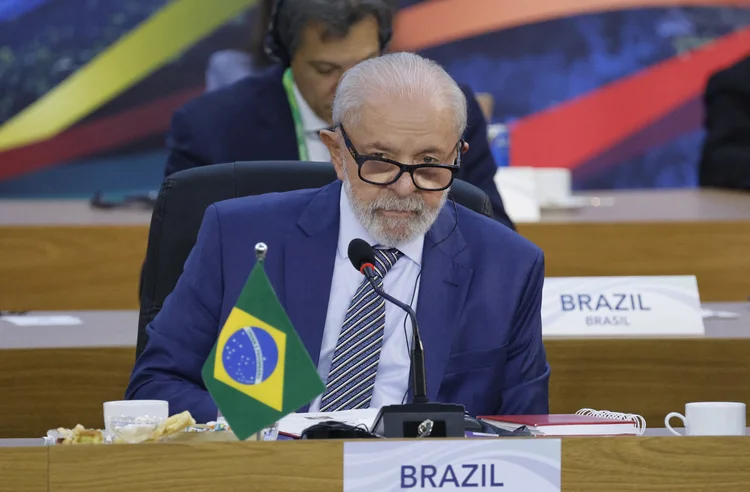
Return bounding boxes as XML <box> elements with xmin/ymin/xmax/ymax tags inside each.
<box><xmin>665</xmin><ymin>412</ymin><xmax>687</xmax><ymax>436</ymax></box>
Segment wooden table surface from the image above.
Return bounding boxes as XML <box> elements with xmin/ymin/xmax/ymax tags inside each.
<box><xmin>536</xmin><ymin>188</ymin><xmax>750</xmax><ymax>223</ymax></box>
<box><xmin>0</xmin><ymin>200</ymin><xmax>149</xmax><ymax>311</ymax></box>
<box><xmin>2</xmin><ymin>189</ymin><xmax>749</xmax><ymax>311</ymax></box>
<box><xmin>519</xmin><ymin>188</ymin><xmax>750</xmax><ymax>303</ymax></box>
<box><xmin>2</xmin><ymin>437</ymin><xmax>750</xmax><ymax>491</ymax></box>
<box><xmin>2</xmin><ymin>189</ymin><xmax>746</xmax><ymax>225</ymax></box>
<box><xmin>1</xmin><ymin>304</ymin><xmax>748</xmax><ymax>439</ymax></box>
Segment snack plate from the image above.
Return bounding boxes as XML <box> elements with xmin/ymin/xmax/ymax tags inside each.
<box><xmin>43</xmin><ymin>428</ymin><xmax>244</xmax><ymax>445</ymax></box>
<box><xmin>44</xmin><ymin>422</ymin><xmax>271</xmax><ymax>444</ymax></box>
<box><xmin>44</xmin><ymin>411</ymin><xmax>199</xmax><ymax>445</ymax></box>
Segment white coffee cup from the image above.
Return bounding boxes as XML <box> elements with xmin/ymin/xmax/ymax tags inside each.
<box><xmin>665</xmin><ymin>402</ymin><xmax>746</xmax><ymax>436</ymax></box>
<box><xmin>103</xmin><ymin>400</ymin><xmax>168</xmax><ymax>428</ymax></box>
<box><xmin>534</xmin><ymin>168</ymin><xmax>571</xmax><ymax>207</ymax></box>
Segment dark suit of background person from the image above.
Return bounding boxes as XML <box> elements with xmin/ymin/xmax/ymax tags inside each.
<box><xmin>166</xmin><ymin>68</ymin><xmax>515</xmax><ymax>230</ymax></box>
<box><xmin>165</xmin><ymin>0</ymin><xmax>515</xmax><ymax>231</ymax></box>
<box><xmin>699</xmin><ymin>55</ymin><xmax>750</xmax><ymax>191</ymax></box>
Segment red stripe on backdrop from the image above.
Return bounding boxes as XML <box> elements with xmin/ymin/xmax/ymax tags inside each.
<box><xmin>510</xmin><ymin>27</ymin><xmax>750</xmax><ymax>170</ymax></box>
<box><xmin>574</xmin><ymin>96</ymin><xmax>703</xmax><ymax>179</ymax></box>
<box><xmin>0</xmin><ymin>87</ymin><xmax>203</xmax><ymax>181</ymax></box>
<box><xmin>393</xmin><ymin>0</ymin><xmax>750</xmax><ymax>52</ymax></box>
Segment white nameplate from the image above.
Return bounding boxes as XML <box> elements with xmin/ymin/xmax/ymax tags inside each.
<box><xmin>542</xmin><ymin>276</ymin><xmax>705</xmax><ymax>336</ymax></box>
<box><xmin>344</xmin><ymin>440</ymin><xmax>561</xmax><ymax>491</ymax></box>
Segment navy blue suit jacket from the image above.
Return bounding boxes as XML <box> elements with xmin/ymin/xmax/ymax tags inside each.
<box><xmin>126</xmin><ymin>181</ymin><xmax>549</xmax><ymax>422</ymax></box>
<box><xmin>164</xmin><ymin>66</ymin><xmax>515</xmax><ymax>230</ymax></box>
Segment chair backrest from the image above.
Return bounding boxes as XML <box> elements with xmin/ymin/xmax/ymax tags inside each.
<box><xmin>136</xmin><ymin>161</ymin><xmax>494</xmax><ymax>359</ymax></box>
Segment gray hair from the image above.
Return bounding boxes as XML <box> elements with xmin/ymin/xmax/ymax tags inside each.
<box><xmin>332</xmin><ymin>52</ymin><xmax>468</xmax><ymax>137</ymax></box>
<box><xmin>277</xmin><ymin>0</ymin><xmax>396</xmax><ymax>57</ymax></box>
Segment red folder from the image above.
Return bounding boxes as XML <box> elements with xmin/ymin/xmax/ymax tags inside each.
<box><xmin>478</xmin><ymin>414</ymin><xmax>639</xmax><ymax>436</ymax></box>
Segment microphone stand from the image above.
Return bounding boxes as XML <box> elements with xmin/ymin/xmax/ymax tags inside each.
<box><xmin>362</xmin><ymin>267</ymin><xmax>465</xmax><ymax>438</ymax></box>
<box><xmin>363</xmin><ymin>270</ymin><xmax>427</xmax><ymax>403</ymax></box>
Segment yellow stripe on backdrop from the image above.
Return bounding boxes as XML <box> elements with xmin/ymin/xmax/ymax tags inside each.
<box><xmin>0</xmin><ymin>0</ymin><xmax>259</xmax><ymax>152</ymax></box>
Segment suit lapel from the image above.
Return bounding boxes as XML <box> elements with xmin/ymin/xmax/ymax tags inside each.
<box><xmin>416</xmin><ymin>206</ymin><xmax>473</xmax><ymax>402</ymax></box>
<box><xmin>282</xmin><ymin>182</ymin><xmax>341</xmax><ymax>370</ymax></box>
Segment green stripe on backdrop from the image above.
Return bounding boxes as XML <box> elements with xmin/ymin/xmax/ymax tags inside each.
<box><xmin>0</xmin><ymin>0</ymin><xmax>259</xmax><ymax>152</ymax></box>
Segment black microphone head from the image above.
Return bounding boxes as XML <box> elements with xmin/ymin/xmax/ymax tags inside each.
<box><xmin>348</xmin><ymin>239</ymin><xmax>376</xmax><ymax>272</ymax></box>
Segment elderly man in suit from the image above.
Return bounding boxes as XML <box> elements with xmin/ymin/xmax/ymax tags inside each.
<box><xmin>128</xmin><ymin>52</ymin><xmax>549</xmax><ymax>422</ymax></box>
<box><xmin>166</xmin><ymin>0</ymin><xmax>515</xmax><ymax>230</ymax></box>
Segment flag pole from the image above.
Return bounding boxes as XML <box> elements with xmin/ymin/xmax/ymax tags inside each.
<box><xmin>255</xmin><ymin>242</ymin><xmax>268</xmax><ymax>262</ymax></box>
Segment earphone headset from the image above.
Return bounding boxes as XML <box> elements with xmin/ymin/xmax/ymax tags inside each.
<box><xmin>263</xmin><ymin>0</ymin><xmax>395</xmax><ymax>66</ymax></box>
<box><xmin>399</xmin><ymin>194</ymin><xmax>460</xmax><ymax>404</ymax></box>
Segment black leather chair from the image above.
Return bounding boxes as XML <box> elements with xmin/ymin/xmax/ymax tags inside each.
<box><xmin>136</xmin><ymin>161</ymin><xmax>494</xmax><ymax>360</ymax></box>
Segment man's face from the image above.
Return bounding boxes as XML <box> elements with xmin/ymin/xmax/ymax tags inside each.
<box><xmin>290</xmin><ymin>16</ymin><xmax>380</xmax><ymax>124</ymax></box>
<box><xmin>322</xmin><ymin>96</ymin><xmax>467</xmax><ymax>247</ymax></box>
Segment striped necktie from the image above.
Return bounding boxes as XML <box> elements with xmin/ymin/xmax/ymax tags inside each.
<box><xmin>319</xmin><ymin>248</ymin><xmax>404</xmax><ymax>412</ymax></box>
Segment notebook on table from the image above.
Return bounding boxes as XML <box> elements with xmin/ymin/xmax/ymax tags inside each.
<box><xmin>478</xmin><ymin>409</ymin><xmax>646</xmax><ymax>436</ymax></box>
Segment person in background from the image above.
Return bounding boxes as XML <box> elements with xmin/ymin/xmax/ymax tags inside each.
<box><xmin>167</xmin><ymin>0</ymin><xmax>515</xmax><ymax>230</ymax></box>
<box><xmin>699</xmin><ymin>55</ymin><xmax>750</xmax><ymax>191</ymax></box>
<box><xmin>204</xmin><ymin>0</ymin><xmax>276</xmax><ymax>91</ymax></box>
<box><xmin>128</xmin><ymin>52</ymin><xmax>549</xmax><ymax>421</ymax></box>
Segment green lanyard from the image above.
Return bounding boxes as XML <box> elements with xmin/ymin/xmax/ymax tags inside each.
<box><xmin>282</xmin><ymin>68</ymin><xmax>309</xmax><ymax>161</ymax></box>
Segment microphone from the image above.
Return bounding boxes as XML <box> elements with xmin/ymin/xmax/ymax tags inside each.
<box><xmin>347</xmin><ymin>239</ymin><xmax>465</xmax><ymax>438</ymax></box>
<box><xmin>347</xmin><ymin>239</ymin><xmax>428</xmax><ymax>404</ymax></box>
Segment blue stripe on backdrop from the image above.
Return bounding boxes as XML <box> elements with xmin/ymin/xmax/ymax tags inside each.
<box><xmin>0</xmin><ymin>150</ymin><xmax>166</xmax><ymax>199</ymax></box>
<box><xmin>422</xmin><ymin>7</ymin><xmax>750</xmax><ymax>124</ymax></box>
<box><xmin>0</xmin><ymin>0</ymin><xmax>50</xmax><ymax>23</ymax></box>
<box><xmin>576</xmin><ymin>130</ymin><xmax>703</xmax><ymax>190</ymax></box>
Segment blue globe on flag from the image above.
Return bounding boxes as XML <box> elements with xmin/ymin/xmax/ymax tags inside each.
<box><xmin>222</xmin><ymin>326</ymin><xmax>279</xmax><ymax>385</ymax></box>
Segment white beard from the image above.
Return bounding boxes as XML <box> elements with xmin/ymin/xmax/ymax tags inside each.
<box><xmin>342</xmin><ymin>168</ymin><xmax>447</xmax><ymax>248</ymax></box>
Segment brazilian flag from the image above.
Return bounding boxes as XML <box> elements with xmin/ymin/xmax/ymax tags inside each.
<box><xmin>201</xmin><ymin>255</ymin><xmax>325</xmax><ymax>440</ymax></box>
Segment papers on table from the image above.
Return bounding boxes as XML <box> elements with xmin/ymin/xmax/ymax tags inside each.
<box><xmin>0</xmin><ymin>315</ymin><xmax>83</xmax><ymax>327</ymax></box>
<box><xmin>277</xmin><ymin>409</ymin><xmax>379</xmax><ymax>438</ymax></box>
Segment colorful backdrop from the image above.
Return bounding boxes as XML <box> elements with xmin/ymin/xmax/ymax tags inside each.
<box><xmin>0</xmin><ymin>0</ymin><xmax>749</xmax><ymax>197</ymax></box>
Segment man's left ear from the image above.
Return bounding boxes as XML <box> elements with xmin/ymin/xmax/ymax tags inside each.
<box><xmin>461</xmin><ymin>141</ymin><xmax>469</xmax><ymax>154</ymax></box>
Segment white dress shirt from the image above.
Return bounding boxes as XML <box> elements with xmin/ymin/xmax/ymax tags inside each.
<box><xmin>308</xmin><ymin>190</ymin><xmax>424</xmax><ymax>411</ymax></box>
<box><xmin>291</xmin><ymin>81</ymin><xmax>331</xmax><ymax>163</ymax></box>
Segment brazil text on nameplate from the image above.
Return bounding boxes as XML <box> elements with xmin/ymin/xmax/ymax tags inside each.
<box><xmin>343</xmin><ymin>440</ymin><xmax>561</xmax><ymax>492</ymax></box>
<box><xmin>541</xmin><ymin>275</ymin><xmax>705</xmax><ymax>336</ymax></box>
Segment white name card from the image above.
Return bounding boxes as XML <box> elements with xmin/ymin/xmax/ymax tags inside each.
<box><xmin>344</xmin><ymin>440</ymin><xmax>561</xmax><ymax>491</ymax></box>
<box><xmin>542</xmin><ymin>276</ymin><xmax>705</xmax><ymax>336</ymax></box>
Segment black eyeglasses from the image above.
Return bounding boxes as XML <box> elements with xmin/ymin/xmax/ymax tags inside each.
<box><xmin>339</xmin><ymin>125</ymin><xmax>462</xmax><ymax>192</ymax></box>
